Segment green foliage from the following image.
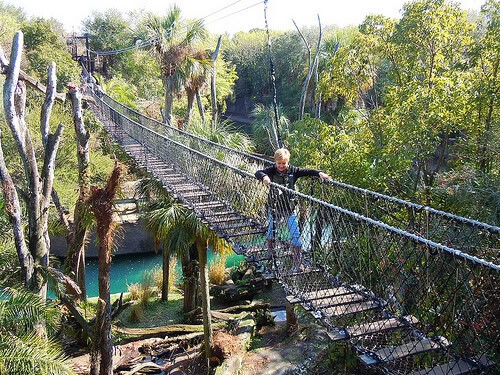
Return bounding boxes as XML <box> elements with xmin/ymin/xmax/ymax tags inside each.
<box><xmin>0</xmin><ymin>240</ymin><xmax>22</xmax><ymax>287</ymax></box>
<box><xmin>287</xmin><ymin>116</ymin><xmax>384</xmax><ymax>189</ymax></box>
<box><xmin>188</xmin><ymin>120</ymin><xmax>254</xmax><ymax>152</ymax></box>
<box><xmin>26</xmin><ymin>43</ymin><xmax>80</xmax><ymax>90</ymax></box>
<box><xmin>0</xmin><ymin>288</ymin><xmax>74</xmax><ymax>375</ymax></box>
<box><xmin>432</xmin><ymin>167</ymin><xmax>499</xmax><ymax>224</ymax></box>
<box><xmin>98</xmin><ymin>73</ymin><xmax>139</xmax><ymax>109</ymax></box>
<box><xmin>251</xmin><ymin>103</ymin><xmax>290</xmax><ymax>155</ymax></box>
<box><xmin>22</xmin><ymin>18</ymin><xmax>80</xmax><ymax>90</ymax></box>
<box><xmin>224</xmin><ymin>29</ymin><xmax>268</xmax><ymax>100</ymax></box>
<box><xmin>0</xmin><ymin>2</ymin><xmax>25</xmax><ymax>47</ymax></box>
<box><xmin>127</xmin><ymin>269</ymin><xmax>157</xmax><ymax>305</ymax></box>
<box><xmin>116</xmin><ymin>49</ymin><xmax>162</xmax><ymax>99</ymax></box>
<box><xmin>214</xmin><ymin>57</ymin><xmax>238</xmax><ymax>112</ymax></box>
<box><xmin>83</xmin><ymin>9</ymin><xmax>135</xmax><ymax>77</ymax></box>
<box><xmin>22</xmin><ymin>17</ymin><xmax>64</xmax><ymax>51</ymax></box>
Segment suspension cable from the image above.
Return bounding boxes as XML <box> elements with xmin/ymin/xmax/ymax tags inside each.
<box><xmin>263</xmin><ymin>0</ymin><xmax>283</xmax><ymax>149</ymax></box>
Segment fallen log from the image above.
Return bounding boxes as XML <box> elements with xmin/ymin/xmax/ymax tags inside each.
<box><xmin>217</xmin><ymin>302</ymin><xmax>270</xmax><ymax>314</ymax></box>
<box><xmin>114</xmin><ymin>323</ymin><xmax>224</xmax><ymax>343</ymax></box>
<box><xmin>141</xmin><ymin>332</ymin><xmax>204</xmax><ymax>358</ymax></box>
<box><xmin>122</xmin><ymin>361</ymin><xmax>162</xmax><ymax>374</ymax></box>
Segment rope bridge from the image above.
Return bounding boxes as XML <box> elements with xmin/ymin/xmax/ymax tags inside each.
<box><xmin>90</xmin><ymin>88</ymin><xmax>499</xmax><ymax>375</ymax></box>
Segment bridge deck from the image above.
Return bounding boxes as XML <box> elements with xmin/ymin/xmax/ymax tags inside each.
<box><xmin>101</xmin><ymin>120</ymin><xmax>266</xmax><ymax>246</ymax></box>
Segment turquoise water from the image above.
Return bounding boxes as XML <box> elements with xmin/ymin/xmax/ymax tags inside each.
<box><xmin>81</xmin><ymin>250</ymin><xmax>244</xmax><ymax>298</ymax></box>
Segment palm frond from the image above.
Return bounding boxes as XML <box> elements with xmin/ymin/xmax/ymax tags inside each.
<box><xmin>163</xmin><ymin>225</ymin><xmax>194</xmax><ymax>257</ymax></box>
<box><xmin>0</xmin><ymin>288</ymin><xmax>60</xmax><ymax>337</ymax></box>
<box><xmin>183</xmin><ymin>19</ymin><xmax>207</xmax><ymax>46</ymax></box>
<box><xmin>0</xmin><ymin>331</ymin><xmax>75</xmax><ymax>375</ymax></box>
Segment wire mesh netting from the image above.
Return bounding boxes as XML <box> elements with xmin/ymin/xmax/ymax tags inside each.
<box><xmin>90</xmin><ymin>87</ymin><xmax>499</xmax><ymax>375</ymax></box>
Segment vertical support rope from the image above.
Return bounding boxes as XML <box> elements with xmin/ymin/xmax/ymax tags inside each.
<box><xmin>263</xmin><ymin>0</ymin><xmax>283</xmax><ymax>149</ymax></box>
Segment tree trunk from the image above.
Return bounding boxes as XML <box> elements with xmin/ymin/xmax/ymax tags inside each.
<box><xmin>89</xmin><ymin>165</ymin><xmax>123</xmax><ymax>375</ymax></box>
<box><xmin>63</xmin><ymin>84</ymin><xmax>91</xmax><ymax>300</ymax></box>
<box><xmin>211</xmin><ymin>35</ymin><xmax>222</xmax><ymax>126</ymax></box>
<box><xmin>0</xmin><ymin>133</ymin><xmax>31</xmax><ymax>284</ymax></box>
<box><xmin>285</xmin><ymin>301</ymin><xmax>298</xmax><ymax>335</ymax></box>
<box><xmin>197</xmin><ymin>239</ymin><xmax>212</xmax><ymax>358</ymax></box>
<box><xmin>183</xmin><ymin>244</ymin><xmax>199</xmax><ymax>313</ymax></box>
<box><xmin>196</xmin><ymin>90</ymin><xmax>206</xmax><ymax>124</ymax></box>
<box><xmin>162</xmin><ymin>250</ymin><xmax>170</xmax><ymax>302</ymax></box>
<box><xmin>185</xmin><ymin>88</ymin><xmax>196</xmax><ymax>128</ymax></box>
<box><xmin>164</xmin><ymin>76</ymin><xmax>174</xmax><ymax>125</ymax></box>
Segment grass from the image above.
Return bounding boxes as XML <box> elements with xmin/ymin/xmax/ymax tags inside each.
<box><xmin>117</xmin><ymin>291</ymin><xmax>184</xmax><ymax>329</ymax></box>
<box><xmin>209</xmin><ymin>255</ymin><xmax>227</xmax><ymax>285</ymax></box>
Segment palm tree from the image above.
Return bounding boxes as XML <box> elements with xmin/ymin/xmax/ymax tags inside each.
<box><xmin>139</xmin><ymin>178</ymin><xmax>231</xmax><ymax>357</ymax></box>
<box><xmin>0</xmin><ymin>287</ymin><xmax>75</xmax><ymax>375</ymax></box>
<box><xmin>144</xmin><ymin>5</ymin><xmax>207</xmax><ymax>125</ymax></box>
<box><xmin>142</xmin><ymin>196</ymin><xmax>187</xmax><ymax>302</ymax></box>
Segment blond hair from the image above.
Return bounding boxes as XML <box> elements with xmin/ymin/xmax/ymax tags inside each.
<box><xmin>274</xmin><ymin>148</ymin><xmax>290</xmax><ymax>162</ymax></box>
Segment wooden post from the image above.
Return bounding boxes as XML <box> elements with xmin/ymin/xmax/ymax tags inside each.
<box><xmin>285</xmin><ymin>301</ymin><xmax>298</xmax><ymax>335</ymax></box>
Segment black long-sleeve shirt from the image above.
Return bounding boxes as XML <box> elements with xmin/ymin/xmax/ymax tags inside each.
<box><xmin>255</xmin><ymin>165</ymin><xmax>321</xmax><ymax>214</ymax></box>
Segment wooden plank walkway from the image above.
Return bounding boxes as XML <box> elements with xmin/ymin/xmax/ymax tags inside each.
<box><xmin>99</xmin><ymin>119</ymin><xmax>266</xmax><ymax>246</ymax></box>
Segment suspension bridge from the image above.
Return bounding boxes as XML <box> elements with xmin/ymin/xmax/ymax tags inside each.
<box><xmin>88</xmin><ymin>82</ymin><xmax>499</xmax><ymax>374</ymax></box>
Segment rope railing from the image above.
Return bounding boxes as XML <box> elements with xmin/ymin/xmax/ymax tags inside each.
<box><xmin>97</xmin><ymin>90</ymin><xmax>499</xmax><ymax>264</ymax></box>
<box><xmin>92</xmin><ymin>90</ymin><xmax>499</xmax><ymax>374</ymax></box>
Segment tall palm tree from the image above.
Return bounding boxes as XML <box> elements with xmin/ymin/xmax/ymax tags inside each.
<box><xmin>0</xmin><ymin>288</ymin><xmax>75</xmax><ymax>375</ymax></box>
<box><xmin>144</xmin><ymin>5</ymin><xmax>207</xmax><ymax>125</ymax></box>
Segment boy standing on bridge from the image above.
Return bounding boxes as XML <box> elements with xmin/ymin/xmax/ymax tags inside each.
<box><xmin>255</xmin><ymin>148</ymin><xmax>331</xmax><ymax>270</ymax></box>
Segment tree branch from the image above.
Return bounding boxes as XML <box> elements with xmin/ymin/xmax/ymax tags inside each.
<box><xmin>40</xmin><ymin>63</ymin><xmax>57</xmax><ymax>146</ymax></box>
<box><xmin>0</xmin><ymin>44</ymin><xmax>66</xmax><ymax>103</ymax></box>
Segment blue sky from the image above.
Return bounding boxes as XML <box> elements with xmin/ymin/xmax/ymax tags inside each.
<box><xmin>8</xmin><ymin>0</ymin><xmax>483</xmax><ymax>34</ymax></box>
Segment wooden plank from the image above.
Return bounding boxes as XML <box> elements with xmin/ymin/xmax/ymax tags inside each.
<box><xmin>409</xmin><ymin>356</ymin><xmax>494</xmax><ymax>375</ymax></box>
<box><xmin>373</xmin><ymin>337</ymin><xmax>450</xmax><ymax>363</ymax></box>
<box><xmin>327</xmin><ymin>315</ymin><xmax>419</xmax><ymax>341</ymax></box>
<box><xmin>193</xmin><ymin>201</ymin><xmax>225</xmax><ymax>207</ymax></box>
<box><xmin>203</xmin><ymin>210</ymin><xmax>235</xmax><ymax>217</ymax></box>
<box><xmin>323</xmin><ymin>300</ymin><xmax>381</xmax><ymax>318</ymax></box>
<box><xmin>311</xmin><ymin>293</ymin><xmax>365</xmax><ymax>309</ymax></box>
<box><xmin>300</xmin><ymin>287</ymin><xmax>353</xmax><ymax>301</ymax></box>
<box><xmin>182</xmin><ymin>191</ymin><xmax>212</xmax><ymax>198</ymax></box>
<box><xmin>226</xmin><ymin>229</ymin><xmax>267</xmax><ymax>237</ymax></box>
<box><xmin>280</xmin><ymin>269</ymin><xmax>322</xmax><ymax>279</ymax></box>
<box><xmin>217</xmin><ymin>221</ymin><xmax>256</xmax><ymax>230</ymax></box>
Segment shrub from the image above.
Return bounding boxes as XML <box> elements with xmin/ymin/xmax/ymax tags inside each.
<box><xmin>151</xmin><ymin>259</ymin><xmax>179</xmax><ymax>293</ymax></box>
<box><xmin>127</xmin><ymin>269</ymin><xmax>157</xmax><ymax>305</ymax></box>
<box><xmin>209</xmin><ymin>255</ymin><xmax>227</xmax><ymax>285</ymax></box>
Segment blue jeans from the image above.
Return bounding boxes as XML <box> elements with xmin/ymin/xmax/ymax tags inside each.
<box><xmin>266</xmin><ymin>212</ymin><xmax>302</xmax><ymax>246</ymax></box>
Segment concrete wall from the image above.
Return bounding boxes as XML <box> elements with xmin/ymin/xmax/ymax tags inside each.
<box><xmin>51</xmin><ymin>219</ymin><xmax>155</xmax><ymax>258</ymax></box>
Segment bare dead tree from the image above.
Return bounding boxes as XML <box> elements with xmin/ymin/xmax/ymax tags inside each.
<box><xmin>211</xmin><ymin>35</ymin><xmax>222</xmax><ymax>126</ymax></box>
<box><xmin>294</xmin><ymin>15</ymin><xmax>322</xmax><ymax>121</ymax></box>
<box><xmin>88</xmin><ymin>164</ymin><xmax>123</xmax><ymax>375</ymax></box>
<box><xmin>196</xmin><ymin>90</ymin><xmax>206</xmax><ymax>123</ymax></box>
<box><xmin>0</xmin><ymin>31</ymin><xmax>63</xmax><ymax>298</ymax></box>
<box><xmin>56</xmin><ymin>83</ymin><xmax>92</xmax><ymax>300</ymax></box>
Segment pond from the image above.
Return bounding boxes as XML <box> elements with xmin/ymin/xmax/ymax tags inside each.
<box><xmin>56</xmin><ymin>250</ymin><xmax>245</xmax><ymax>298</ymax></box>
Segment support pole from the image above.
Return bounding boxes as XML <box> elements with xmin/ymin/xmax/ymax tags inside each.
<box><xmin>264</xmin><ymin>0</ymin><xmax>283</xmax><ymax>149</ymax></box>
<box><xmin>85</xmin><ymin>33</ymin><xmax>91</xmax><ymax>74</ymax></box>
